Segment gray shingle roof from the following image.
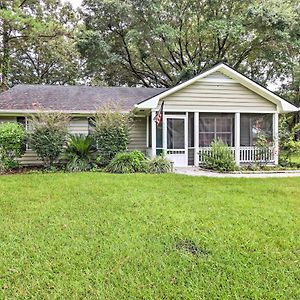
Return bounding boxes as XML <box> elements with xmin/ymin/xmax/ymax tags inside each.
<box><xmin>0</xmin><ymin>84</ymin><xmax>167</xmax><ymax>113</ymax></box>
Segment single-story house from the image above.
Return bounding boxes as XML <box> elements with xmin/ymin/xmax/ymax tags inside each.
<box><xmin>0</xmin><ymin>63</ymin><xmax>298</xmax><ymax>167</ymax></box>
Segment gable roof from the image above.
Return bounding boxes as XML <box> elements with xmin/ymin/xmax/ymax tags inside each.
<box><xmin>135</xmin><ymin>63</ymin><xmax>299</xmax><ymax>113</ymax></box>
<box><xmin>0</xmin><ymin>84</ymin><xmax>167</xmax><ymax>114</ymax></box>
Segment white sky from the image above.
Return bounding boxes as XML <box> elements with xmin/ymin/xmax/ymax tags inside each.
<box><xmin>63</xmin><ymin>0</ymin><xmax>82</xmax><ymax>8</ymax></box>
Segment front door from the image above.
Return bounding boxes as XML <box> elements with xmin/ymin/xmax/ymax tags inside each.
<box><xmin>165</xmin><ymin>116</ymin><xmax>187</xmax><ymax>167</ymax></box>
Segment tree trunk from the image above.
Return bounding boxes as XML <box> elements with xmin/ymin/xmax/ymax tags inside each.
<box><xmin>0</xmin><ymin>0</ymin><xmax>10</xmax><ymax>91</ymax></box>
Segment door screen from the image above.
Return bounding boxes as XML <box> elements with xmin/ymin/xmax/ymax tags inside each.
<box><xmin>167</xmin><ymin>118</ymin><xmax>185</xmax><ymax>149</ymax></box>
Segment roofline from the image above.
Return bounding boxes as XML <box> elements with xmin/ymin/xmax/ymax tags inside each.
<box><xmin>0</xmin><ymin>109</ymin><xmax>129</xmax><ymax>115</ymax></box>
<box><xmin>135</xmin><ymin>63</ymin><xmax>299</xmax><ymax>113</ymax></box>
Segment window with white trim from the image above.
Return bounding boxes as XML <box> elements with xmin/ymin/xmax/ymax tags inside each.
<box><xmin>17</xmin><ymin>116</ymin><xmax>30</xmax><ymax>150</ymax></box>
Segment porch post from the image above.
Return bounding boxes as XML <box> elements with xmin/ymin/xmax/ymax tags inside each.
<box><xmin>273</xmin><ymin>112</ymin><xmax>279</xmax><ymax>165</ymax></box>
<box><xmin>151</xmin><ymin>110</ymin><xmax>156</xmax><ymax>157</ymax></box>
<box><xmin>162</xmin><ymin>111</ymin><xmax>167</xmax><ymax>155</ymax></box>
<box><xmin>234</xmin><ymin>112</ymin><xmax>240</xmax><ymax>165</ymax></box>
<box><xmin>194</xmin><ymin>112</ymin><xmax>199</xmax><ymax>166</ymax></box>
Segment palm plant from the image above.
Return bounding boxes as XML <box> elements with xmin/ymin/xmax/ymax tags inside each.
<box><xmin>64</xmin><ymin>134</ymin><xmax>95</xmax><ymax>171</ymax></box>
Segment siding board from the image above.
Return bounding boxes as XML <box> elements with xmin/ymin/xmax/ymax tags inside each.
<box><xmin>162</xmin><ymin>72</ymin><xmax>276</xmax><ymax>112</ymax></box>
<box><xmin>128</xmin><ymin>117</ymin><xmax>147</xmax><ymax>153</ymax></box>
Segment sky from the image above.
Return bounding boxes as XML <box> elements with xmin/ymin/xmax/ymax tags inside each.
<box><xmin>63</xmin><ymin>0</ymin><xmax>82</xmax><ymax>8</ymax></box>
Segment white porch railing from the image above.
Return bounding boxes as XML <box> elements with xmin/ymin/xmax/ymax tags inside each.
<box><xmin>199</xmin><ymin>146</ymin><xmax>275</xmax><ymax>164</ymax></box>
<box><xmin>239</xmin><ymin>146</ymin><xmax>275</xmax><ymax>163</ymax></box>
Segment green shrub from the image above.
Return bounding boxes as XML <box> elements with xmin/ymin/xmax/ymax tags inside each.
<box><xmin>29</xmin><ymin>112</ymin><xmax>69</xmax><ymax>167</ymax></box>
<box><xmin>106</xmin><ymin>150</ymin><xmax>146</xmax><ymax>173</ymax></box>
<box><xmin>91</xmin><ymin>104</ymin><xmax>132</xmax><ymax>166</ymax></box>
<box><xmin>64</xmin><ymin>134</ymin><xmax>95</xmax><ymax>171</ymax></box>
<box><xmin>0</xmin><ymin>122</ymin><xmax>26</xmax><ymax>171</ymax></box>
<box><xmin>147</xmin><ymin>156</ymin><xmax>171</xmax><ymax>174</ymax></box>
<box><xmin>203</xmin><ymin>139</ymin><xmax>236</xmax><ymax>172</ymax></box>
<box><xmin>279</xmin><ymin>119</ymin><xmax>300</xmax><ymax>166</ymax></box>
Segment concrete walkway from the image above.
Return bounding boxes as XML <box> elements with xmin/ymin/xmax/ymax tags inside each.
<box><xmin>174</xmin><ymin>167</ymin><xmax>300</xmax><ymax>178</ymax></box>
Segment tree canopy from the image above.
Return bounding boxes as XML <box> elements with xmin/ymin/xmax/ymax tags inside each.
<box><xmin>0</xmin><ymin>0</ymin><xmax>300</xmax><ymax>112</ymax></box>
<box><xmin>78</xmin><ymin>0</ymin><xmax>300</xmax><ymax>89</ymax></box>
<box><xmin>0</xmin><ymin>0</ymin><xmax>81</xmax><ymax>89</ymax></box>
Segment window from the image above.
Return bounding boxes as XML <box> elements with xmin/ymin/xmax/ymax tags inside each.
<box><xmin>88</xmin><ymin>117</ymin><xmax>95</xmax><ymax>135</ymax></box>
<box><xmin>199</xmin><ymin>114</ymin><xmax>234</xmax><ymax>147</ymax></box>
<box><xmin>240</xmin><ymin>114</ymin><xmax>273</xmax><ymax>146</ymax></box>
<box><xmin>17</xmin><ymin>116</ymin><xmax>30</xmax><ymax>150</ymax></box>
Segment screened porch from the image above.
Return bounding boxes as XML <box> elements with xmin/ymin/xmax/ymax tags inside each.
<box><xmin>147</xmin><ymin>112</ymin><xmax>278</xmax><ymax>167</ymax></box>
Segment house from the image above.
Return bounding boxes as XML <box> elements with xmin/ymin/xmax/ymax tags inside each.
<box><xmin>0</xmin><ymin>63</ymin><xmax>298</xmax><ymax>167</ymax></box>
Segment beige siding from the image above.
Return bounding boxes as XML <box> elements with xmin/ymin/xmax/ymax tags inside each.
<box><xmin>0</xmin><ymin>116</ymin><xmax>17</xmax><ymax>123</ymax></box>
<box><xmin>128</xmin><ymin>117</ymin><xmax>147</xmax><ymax>153</ymax></box>
<box><xmin>69</xmin><ymin>117</ymin><xmax>89</xmax><ymax>135</ymax></box>
<box><xmin>162</xmin><ymin>72</ymin><xmax>276</xmax><ymax>112</ymax></box>
<box><xmin>19</xmin><ymin>150</ymin><xmax>42</xmax><ymax>166</ymax></box>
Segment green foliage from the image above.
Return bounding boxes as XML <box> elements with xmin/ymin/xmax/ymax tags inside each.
<box><xmin>64</xmin><ymin>134</ymin><xmax>96</xmax><ymax>171</ymax></box>
<box><xmin>91</xmin><ymin>104</ymin><xmax>132</xmax><ymax>166</ymax></box>
<box><xmin>0</xmin><ymin>0</ymin><xmax>80</xmax><ymax>89</ymax></box>
<box><xmin>203</xmin><ymin>139</ymin><xmax>236</xmax><ymax>172</ymax></box>
<box><xmin>79</xmin><ymin>0</ymin><xmax>299</xmax><ymax>88</ymax></box>
<box><xmin>0</xmin><ymin>122</ymin><xmax>26</xmax><ymax>171</ymax></box>
<box><xmin>147</xmin><ymin>156</ymin><xmax>171</xmax><ymax>174</ymax></box>
<box><xmin>279</xmin><ymin>117</ymin><xmax>300</xmax><ymax>165</ymax></box>
<box><xmin>106</xmin><ymin>150</ymin><xmax>146</xmax><ymax>174</ymax></box>
<box><xmin>255</xmin><ymin>133</ymin><xmax>274</xmax><ymax>165</ymax></box>
<box><xmin>29</xmin><ymin>112</ymin><xmax>69</xmax><ymax>167</ymax></box>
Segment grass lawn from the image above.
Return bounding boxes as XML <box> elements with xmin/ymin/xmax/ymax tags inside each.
<box><xmin>0</xmin><ymin>173</ymin><xmax>299</xmax><ymax>299</ymax></box>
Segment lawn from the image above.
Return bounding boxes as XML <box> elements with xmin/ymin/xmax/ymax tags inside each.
<box><xmin>0</xmin><ymin>173</ymin><xmax>299</xmax><ymax>299</ymax></box>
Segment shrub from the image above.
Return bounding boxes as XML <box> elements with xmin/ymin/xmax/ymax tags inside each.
<box><xmin>0</xmin><ymin>122</ymin><xmax>26</xmax><ymax>171</ymax></box>
<box><xmin>255</xmin><ymin>133</ymin><xmax>274</xmax><ymax>165</ymax></box>
<box><xmin>64</xmin><ymin>134</ymin><xmax>95</xmax><ymax>171</ymax></box>
<box><xmin>29</xmin><ymin>112</ymin><xmax>69</xmax><ymax>167</ymax></box>
<box><xmin>279</xmin><ymin>119</ymin><xmax>300</xmax><ymax>166</ymax></box>
<box><xmin>91</xmin><ymin>104</ymin><xmax>132</xmax><ymax>166</ymax></box>
<box><xmin>147</xmin><ymin>156</ymin><xmax>171</xmax><ymax>174</ymax></box>
<box><xmin>106</xmin><ymin>150</ymin><xmax>146</xmax><ymax>173</ymax></box>
<box><xmin>203</xmin><ymin>139</ymin><xmax>236</xmax><ymax>172</ymax></box>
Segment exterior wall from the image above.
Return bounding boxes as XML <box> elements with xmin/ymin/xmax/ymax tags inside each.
<box><xmin>128</xmin><ymin>117</ymin><xmax>147</xmax><ymax>153</ymax></box>
<box><xmin>0</xmin><ymin>115</ymin><xmax>147</xmax><ymax>165</ymax></box>
<box><xmin>0</xmin><ymin>116</ymin><xmax>17</xmax><ymax>122</ymax></box>
<box><xmin>161</xmin><ymin>72</ymin><xmax>276</xmax><ymax>112</ymax></box>
<box><xmin>20</xmin><ymin>117</ymin><xmax>90</xmax><ymax>165</ymax></box>
<box><xmin>69</xmin><ymin>117</ymin><xmax>89</xmax><ymax>135</ymax></box>
<box><xmin>0</xmin><ymin>116</ymin><xmax>91</xmax><ymax>165</ymax></box>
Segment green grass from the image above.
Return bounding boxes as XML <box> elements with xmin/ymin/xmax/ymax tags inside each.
<box><xmin>0</xmin><ymin>173</ymin><xmax>299</xmax><ymax>299</ymax></box>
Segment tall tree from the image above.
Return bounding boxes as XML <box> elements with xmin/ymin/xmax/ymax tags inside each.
<box><xmin>0</xmin><ymin>0</ymin><xmax>81</xmax><ymax>89</ymax></box>
<box><xmin>78</xmin><ymin>0</ymin><xmax>300</xmax><ymax>88</ymax></box>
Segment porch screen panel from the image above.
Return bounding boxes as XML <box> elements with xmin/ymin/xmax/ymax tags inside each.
<box><xmin>188</xmin><ymin>113</ymin><xmax>195</xmax><ymax>166</ymax></box>
<box><xmin>240</xmin><ymin>114</ymin><xmax>273</xmax><ymax>146</ymax></box>
<box><xmin>167</xmin><ymin>119</ymin><xmax>185</xmax><ymax>149</ymax></box>
<box><xmin>148</xmin><ymin>115</ymin><xmax>152</xmax><ymax>147</ymax></box>
<box><xmin>156</xmin><ymin>122</ymin><xmax>163</xmax><ymax>155</ymax></box>
<box><xmin>199</xmin><ymin>113</ymin><xmax>234</xmax><ymax>147</ymax></box>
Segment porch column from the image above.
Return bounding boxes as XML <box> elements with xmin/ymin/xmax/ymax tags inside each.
<box><xmin>273</xmin><ymin>112</ymin><xmax>279</xmax><ymax>165</ymax></box>
<box><xmin>194</xmin><ymin>112</ymin><xmax>199</xmax><ymax>166</ymax></box>
<box><xmin>162</xmin><ymin>111</ymin><xmax>167</xmax><ymax>154</ymax></box>
<box><xmin>234</xmin><ymin>112</ymin><xmax>240</xmax><ymax>165</ymax></box>
<box><xmin>151</xmin><ymin>110</ymin><xmax>156</xmax><ymax>157</ymax></box>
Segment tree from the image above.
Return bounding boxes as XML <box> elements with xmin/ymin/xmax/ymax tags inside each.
<box><xmin>0</xmin><ymin>0</ymin><xmax>81</xmax><ymax>89</ymax></box>
<box><xmin>78</xmin><ymin>0</ymin><xmax>300</xmax><ymax>88</ymax></box>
